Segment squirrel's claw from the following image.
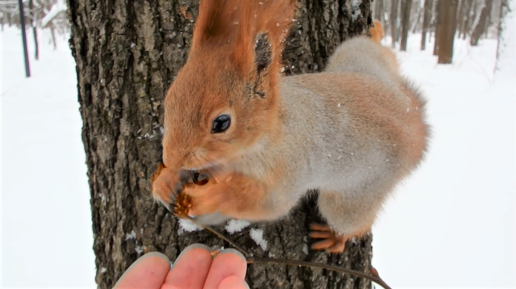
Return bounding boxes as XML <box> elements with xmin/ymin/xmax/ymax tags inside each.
<box><xmin>309</xmin><ymin>223</ymin><xmax>347</xmax><ymax>253</ymax></box>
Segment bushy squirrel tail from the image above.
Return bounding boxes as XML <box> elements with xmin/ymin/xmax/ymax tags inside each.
<box><xmin>369</xmin><ymin>20</ymin><xmax>384</xmax><ymax>43</ymax></box>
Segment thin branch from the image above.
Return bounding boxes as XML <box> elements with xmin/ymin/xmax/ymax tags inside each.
<box><xmin>184</xmin><ymin>216</ymin><xmax>249</xmax><ymax>256</ymax></box>
<box><xmin>247</xmin><ymin>257</ymin><xmax>392</xmax><ymax>289</ymax></box>
<box><xmin>183</xmin><ymin>215</ymin><xmax>392</xmax><ymax>289</ymax></box>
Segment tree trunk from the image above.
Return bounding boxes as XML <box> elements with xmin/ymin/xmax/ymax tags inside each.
<box><xmin>50</xmin><ymin>26</ymin><xmax>58</xmax><ymax>50</ymax></box>
<box><xmin>458</xmin><ymin>0</ymin><xmax>473</xmax><ymax>38</ymax></box>
<box><xmin>378</xmin><ymin>0</ymin><xmax>386</xmax><ymax>34</ymax></box>
<box><xmin>400</xmin><ymin>0</ymin><xmax>413</xmax><ymax>51</ymax></box>
<box><xmin>391</xmin><ymin>0</ymin><xmax>400</xmax><ymax>47</ymax></box>
<box><xmin>67</xmin><ymin>1</ymin><xmax>374</xmax><ymax>288</ymax></box>
<box><xmin>457</xmin><ymin>0</ymin><xmax>464</xmax><ymax>37</ymax></box>
<box><xmin>374</xmin><ymin>0</ymin><xmax>383</xmax><ymax>22</ymax></box>
<box><xmin>464</xmin><ymin>0</ymin><xmax>478</xmax><ymax>38</ymax></box>
<box><xmin>433</xmin><ymin>0</ymin><xmax>443</xmax><ymax>55</ymax></box>
<box><xmin>470</xmin><ymin>0</ymin><xmax>494</xmax><ymax>45</ymax></box>
<box><xmin>483</xmin><ymin>9</ymin><xmax>492</xmax><ymax>38</ymax></box>
<box><xmin>421</xmin><ymin>0</ymin><xmax>433</xmax><ymax>50</ymax></box>
<box><xmin>495</xmin><ymin>0</ymin><xmax>514</xmax><ymax>75</ymax></box>
<box><xmin>29</xmin><ymin>0</ymin><xmax>39</xmax><ymax>60</ymax></box>
<box><xmin>438</xmin><ymin>0</ymin><xmax>459</xmax><ymax>63</ymax></box>
<box><xmin>411</xmin><ymin>4</ymin><xmax>422</xmax><ymax>34</ymax></box>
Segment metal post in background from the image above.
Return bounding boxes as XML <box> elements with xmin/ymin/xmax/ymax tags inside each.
<box><xmin>17</xmin><ymin>0</ymin><xmax>31</xmax><ymax>77</ymax></box>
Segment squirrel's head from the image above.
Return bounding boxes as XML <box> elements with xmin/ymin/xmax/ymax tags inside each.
<box><xmin>162</xmin><ymin>0</ymin><xmax>294</xmax><ymax>171</ymax></box>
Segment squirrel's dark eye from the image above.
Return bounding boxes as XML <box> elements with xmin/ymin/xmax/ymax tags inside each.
<box><xmin>211</xmin><ymin>114</ymin><xmax>231</xmax><ymax>134</ymax></box>
<box><xmin>192</xmin><ymin>172</ymin><xmax>209</xmax><ymax>186</ymax></box>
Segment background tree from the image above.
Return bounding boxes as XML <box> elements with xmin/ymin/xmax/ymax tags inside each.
<box><xmin>438</xmin><ymin>0</ymin><xmax>460</xmax><ymax>63</ymax></box>
<box><xmin>495</xmin><ymin>0</ymin><xmax>514</xmax><ymax>75</ymax></box>
<box><xmin>28</xmin><ymin>0</ymin><xmax>39</xmax><ymax>59</ymax></box>
<box><xmin>470</xmin><ymin>0</ymin><xmax>495</xmax><ymax>45</ymax></box>
<box><xmin>458</xmin><ymin>0</ymin><xmax>473</xmax><ymax>38</ymax></box>
<box><xmin>433</xmin><ymin>0</ymin><xmax>443</xmax><ymax>55</ymax></box>
<box><xmin>390</xmin><ymin>0</ymin><xmax>400</xmax><ymax>47</ymax></box>
<box><xmin>421</xmin><ymin>0</ymin><xmax>433</xmax><ymax>50</ymax></box>
<box><xmin>375</xmin><ymin>0</ymin><xmax>386</xmax><ymax>33</ymax></box>
<box><xmin>400</xmin><ymin>0</ymin><xmax>413</xmax><ymax>50</ymax></box>
<box><xmin>67</xmin><ymin>1</ymin><xmax>375</xmax><ymax>288</ymax></box>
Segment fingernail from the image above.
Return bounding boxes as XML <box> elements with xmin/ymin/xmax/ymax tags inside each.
<box><xmin>113</xmin><ymin>252</ymin><xmax>171</xmax><ymax>288</ymax></box>
<box><xmin>140</xmin><ymin>251</ymin><xmax>171</xmax><ymax>263</ymax></box>
<box><xmin>175</xmin><ymin>243</ymin><xmax>211</xmax><ymax>263</ymax></box>
<box><xmin>216</xmin><ymin>248</ymin><xmax>247</xmax><ymax>263</ymax></box>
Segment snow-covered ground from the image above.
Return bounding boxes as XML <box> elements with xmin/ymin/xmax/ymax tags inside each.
<box><xmin>1</xmin><ymin>24</ymin><xmax>515</xmax><ymax>288</ymax></box>
<box><xmin>373</xmin><ymin>34</ymin><xmax>516</xmax><ymax>288</ymax></box>
<box><xmin>1</xmin><ymin>29</ymin><xmax>96</xmax><ymax>288</ymax></box>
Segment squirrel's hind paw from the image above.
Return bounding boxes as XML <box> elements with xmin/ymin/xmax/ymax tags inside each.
<box><xmin>309</xmin><ymin>223</ymin><xmax>347</xmax><ymax>253</ymax></box>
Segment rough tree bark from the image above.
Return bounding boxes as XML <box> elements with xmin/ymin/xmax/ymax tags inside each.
<box><xmin>470</xmin><ymin>0</ymin><xmax>494</xmax><ymax>45</ymax></box>
<box><xmin>421</xmin><ymin>0</ymin><xmax>433</xmax><ymax>50</ymax></box>
<box><xmin>390</xmin><ymin>0</ymin><xmax>400</xmax><ymax>47</ymax></box>
<box><xmin>67</xmin><ymin>0</ymin><xmax>375</xmax><ymax>288</ymax></box>
<box><xmin>438</xmin><ymin>0</ymin><xmax>459</xmax><ymax>63</ymax></box>
<box><xmin>400</xmin><ymin>0</ymin><xmax>413</xmax><ymax>51</ymax></box>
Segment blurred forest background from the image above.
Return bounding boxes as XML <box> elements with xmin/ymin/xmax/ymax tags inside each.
<box><xmin>1</xmin><ymin>0</ymin><xmax>67</xmax><ymax>56</ymax></box>
<box><xmin>1</xmin><ymin>0</ymin><xmax>511</xmax><ymax>64</ymax></box>
<box><xmin>2</xmin><ymin>0</ymin><xmax>514</xmax><ymax>288</ymax></box>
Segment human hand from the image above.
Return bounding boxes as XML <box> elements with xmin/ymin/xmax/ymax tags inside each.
<box><xmin>113</xmin><ymin>244</ymin><xmax>248</xmax><ymax>289</ymax></box>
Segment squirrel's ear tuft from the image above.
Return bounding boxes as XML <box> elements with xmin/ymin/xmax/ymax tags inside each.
<box><xmin>255</xmin><ymin>33</ymin><xmax>272</xmax><ymax>76</ymax></box>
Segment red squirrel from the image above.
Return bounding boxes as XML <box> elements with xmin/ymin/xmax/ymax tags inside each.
<box><xmin>152</xmin><ymin>0</ymin><xmax>428</xmax><ymax>253</ymax></box>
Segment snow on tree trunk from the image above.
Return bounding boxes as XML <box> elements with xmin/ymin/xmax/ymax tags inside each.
<box><xmin>495</xmin><ymin>0</ymin><xmax>516</xmax><ymax>78</ymax></box>
<box><xmin>67</xmin><ymin>0</ymin><xmax>375</xmax><ymax>288</ymax></box>
<box><xmin>470</xmin><ymin>0</ymin><xmax>495</xmax><ymax>46</ymax></box>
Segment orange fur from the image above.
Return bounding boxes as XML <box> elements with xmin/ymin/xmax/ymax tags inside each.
<box><xmin>369</xmin><ymin>20</ymin><xmax>384</xmax><ymax>43</ymax></box>
<box><xmin>153</xmin><ymin>0</ymin><xmax>296</xmax><ymax>207</ymax></box>
<box><xmin>151</xmin><ymin>1</ymin><xmax>428</xmax><ymax>253</ymax></box>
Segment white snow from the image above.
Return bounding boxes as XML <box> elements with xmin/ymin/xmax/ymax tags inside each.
<box><xmin>225</xmin><ymin>219</ymin><xmax>251</xmax><ymax>234</ymax></box>
<box><xmin>249</xmin><ymin>228</ymin><xmax>267</xmax><ymax>251</ymax></box>
<box><xmin>1</xmin><ymin>12</ymin><xmax>515</xmax><ymax>288</ymax></box>
<box><xmin>1</xmin><ymin>28</ymin><xmax>95</xmax><ymax>288</ymax></box>
<box><xmin>41</xmin><ymin>0</ymin><xmax>67</xmax><ymax>28</ymax></box>
<box><xmin>373</xmin><ymin>33</ymin><xmax>516</xmax><ymax>287</ymax></box>
<box><xmin>302</xmin><ymin>243</ymin><xmax>308</xmax><ymax>255</ymax></box>
<box><xmin>125</xmin><ymin>230</ymin><xmax>137</xmax><ymax>240</ymax></box>
<box><xmin>177</xmin><ymin>218</ymin><xmax>202</xmax><ymax>234</ymax></box>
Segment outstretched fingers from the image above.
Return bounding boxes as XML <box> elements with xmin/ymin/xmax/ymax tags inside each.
<box><xmin>162</xmin><ymin>244</ymin><xmax>213</xmax><ymax>289</ymax></box>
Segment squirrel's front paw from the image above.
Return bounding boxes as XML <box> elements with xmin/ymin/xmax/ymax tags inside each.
<box><xmin>151</xmin><ymin>163</ymin><xmax>181</xmax><ymax>208</ymax></box>
<box><xmin>309</xmin><ymin>223</ymin><xmax>348</xmax><ymax>253</ymax></box>
<box><xmin>182</xmin><ymin>176</ymin><xmax>229</xmax><ymax>217</ymax></box>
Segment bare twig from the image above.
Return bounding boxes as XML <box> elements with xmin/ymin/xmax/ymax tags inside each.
<box><xmin>185</xmin><ymin>216</ymin><xmax>249</xmax><ymax>255</ymax></box>
<box><xmin>247</xmin><ymin>257</ymin><xmax>391</xmax><ymax>289</ymax></box>
<box><xmin>183</xmin><ymin>216</ymin><xmax>392</xmax><ymax>289</ymax></box>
